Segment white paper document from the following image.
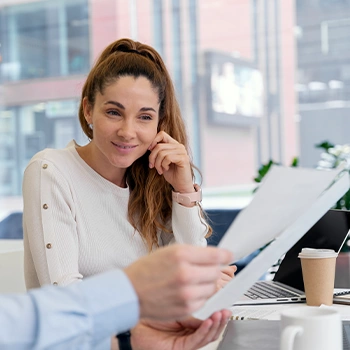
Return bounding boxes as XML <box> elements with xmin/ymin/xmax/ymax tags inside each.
<box><xmin>194</xmin><ymin>165</ymin><xmax>350</xmax><ymax>320</ymax></box>
<box><xmin>230</xmin><ymin>305</ymin><xmax>282</xmax><ymax>320</ymax></box>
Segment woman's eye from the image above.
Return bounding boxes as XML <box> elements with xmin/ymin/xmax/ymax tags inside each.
<box><xmin>107</xmin><ymin>110</ymin><xmax>120</xmax><ymax>116</ymax></box>
<box><xmin>140</xmin><ymin>114</ymin><xmax>152</xmax><ymax>120</ymax></box>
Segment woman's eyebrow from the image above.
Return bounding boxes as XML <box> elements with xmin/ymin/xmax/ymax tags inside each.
<box><xmin>104</xmin><ymin>101</ymin><xmax>156</xmax><ymax>113</ymax></box>
<box><xmin>104</xmin><ymin>100</ymin><xmax>125</xmax><ymax>109</ymax></box>
<box><xmin>140</xmin><ymin>107</ymin><xmax>157</xmax><ymax>113</ymax></box>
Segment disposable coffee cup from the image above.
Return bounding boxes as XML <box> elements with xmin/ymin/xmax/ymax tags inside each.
<box><xmin>298</xmin><ymin>248</ymin><xmax>338</xmax><ymax>306</ymax></box>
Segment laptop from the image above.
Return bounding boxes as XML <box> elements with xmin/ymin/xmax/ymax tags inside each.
<box><xmin>234</xmin><ymin>209</ymin><xmax>350</xmax><ymax>305</ymax></box>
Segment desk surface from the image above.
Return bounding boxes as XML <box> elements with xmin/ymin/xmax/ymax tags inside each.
<box><xmin>0</xmin><ymin>239</ymin><xmax>25</xmax><ymax>293</ymax></box>
<box><xmin>0</xmin><ymin>239</ymin><xmax>23</xmax><ymax>253</ymax></box>
<box><xmin>199</xmin><ymin>303</ymin><xmax>350</xmax><ymax>350</ymax></box>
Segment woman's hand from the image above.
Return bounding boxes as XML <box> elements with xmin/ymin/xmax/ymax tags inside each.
<box><xmin>148</xmin><ymin>131</ymin><xmax>194</xmax><ymax>194</ymax></box>
<box><xmin>217</xmin><ymin>265</ymin><xmax>237</xmax><ymax>291</ymax></box>
<box><xmin>131</xmin><ymin>310</ymin><xmax>232</xmax><ymax>350</ymax></box>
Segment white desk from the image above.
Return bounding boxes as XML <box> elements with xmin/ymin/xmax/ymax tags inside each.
<box><xmin>0</xmin><ymin>239</ymin><xmax>23</xmax><ymax>253</ymax></box>
<box><xmin>199</xmin><ymin>303</ymin><xmax>350</xmax><ymax>350</ymax></box>
<box><xmin>0</xmin><ymin>239</ymin><xmax>25</xmax><ymax>293</ymax></box>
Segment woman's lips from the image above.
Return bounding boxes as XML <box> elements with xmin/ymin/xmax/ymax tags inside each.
<box><xmin>112</xmin><ymin>142</ymin><xmax>136</xmax><ymax>149</ymax></box>
<box><xmin>111</xmin><ymin>141</ymin><xmax>137</xmax><ymax>153</ymax></box>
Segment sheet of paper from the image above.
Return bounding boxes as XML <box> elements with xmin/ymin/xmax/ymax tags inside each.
<box><xmin>194</xmin><ymin>166</ymin><xmax>349</xmax><ymax>320</ymax></box>
<box><xmin>219</xmin><ymin>166</ymin><xmax>345</xmax><ymax>262</ymax></box>
<box><xmin>333</xmin><ymin>291</ymin><xmax>350</xmax><ymax>307</ymax></box>
<box><xmin>230</xmin><ymin>305</ymin><xmax>282</xmax><ymax>320</ymax></box>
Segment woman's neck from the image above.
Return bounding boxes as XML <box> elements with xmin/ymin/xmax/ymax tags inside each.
<box><xmin>76</xmin><ymin>142</ymin><xmax>127</xmax><ymax>188</ymax></box>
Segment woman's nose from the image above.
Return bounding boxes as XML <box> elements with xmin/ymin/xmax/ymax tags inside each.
<box><xmin>117</xmin><ymin>120</ymin><xmax>136</xmax><ymax>139</ymax></box>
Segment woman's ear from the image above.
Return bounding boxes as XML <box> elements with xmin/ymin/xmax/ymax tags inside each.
<box><xmin>82</xmin><ymin>97</ymin><xmax>93</xmax><ymax>125</ymax></box>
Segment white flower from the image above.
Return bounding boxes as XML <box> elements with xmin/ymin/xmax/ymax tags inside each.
<box><xmin>317</xmin><ymin>144</ymin><xmax>350</xmax><ymax>171</ymax></box>
<box><xmin>317</xmin><ymin>160</ymin><xmax>334</xmax><ymax>169</ymax></box>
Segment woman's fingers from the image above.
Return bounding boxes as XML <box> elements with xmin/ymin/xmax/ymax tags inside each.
<box><xmin>148</xmin><ymin>131</ymin><xmax>188</xmax><ymax>174</ymax></box>
<box><xmin>149</xmin><ymin>144</ymin><xmax>188</xmax><ymax>173</ymax></box>
<box><xmin>147</xmin><ymin>130</ymin><xmax>194</xmax><ymax>192</ymax></box>
<box><xmin>148</xmin><ymin>130</ymin><xmax>176</xmax><ymax>151</ymax></box>
<box><xmin>221</xmin><ymin>265</ymin><xmax>237</xmax><ymax>278</ymax></box>
<box><xmin>217</xmin><ymin>265</ymin><xmax>237</xmax><ymax>290</ymax></box>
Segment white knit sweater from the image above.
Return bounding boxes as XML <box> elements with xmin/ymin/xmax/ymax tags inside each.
<box><xmin>23</xmin><ymin>140</ymin><xmax>208</xmax><ymax>290</ymax></box>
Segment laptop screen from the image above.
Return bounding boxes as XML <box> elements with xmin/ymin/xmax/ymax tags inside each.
<box><xmin>273</xmin><ymin>209</ymin><xmax>350</xmax><ymax>291</ymax></box>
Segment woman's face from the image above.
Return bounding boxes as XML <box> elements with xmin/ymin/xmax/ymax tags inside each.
<box><xmin>84</xmin><ymin>76</ymin><xmax>160</xmax><ymax>176</ymax></box>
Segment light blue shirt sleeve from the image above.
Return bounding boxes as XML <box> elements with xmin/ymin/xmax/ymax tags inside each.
<box><xmin>0</xmin><ymin>269</ymin><xmax>139</xmax><ymax>349</ymax></box>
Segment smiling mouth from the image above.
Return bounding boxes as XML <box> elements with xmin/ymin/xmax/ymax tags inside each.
<box><xmin>112</xmin><ymin>142</ymin><xmax>137</xmax><ymax>149</ymax></box>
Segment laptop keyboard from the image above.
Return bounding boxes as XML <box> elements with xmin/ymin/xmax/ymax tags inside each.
<box><xmin>244</xmin><ymin>281</ymin><xmax>300</xmax><ymax>299</ymax></box>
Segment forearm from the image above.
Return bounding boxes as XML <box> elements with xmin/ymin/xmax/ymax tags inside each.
<box><xmin>0</xmin><ymin>270</ymin><xmax>139</xmax><ymax>349</ymax></box>
<box><xmin>170</xmin><ymin>202</ymin><xmax>208</xmax><ymax>245</ymax></box>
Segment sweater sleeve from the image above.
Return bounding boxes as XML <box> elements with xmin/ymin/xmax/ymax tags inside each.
<box><xmin>23</xmin><ymin>156</ymin><xmax>83</xmax><ymax>288</ymax></box>
<box><xmin>159</xmin><ymin>201</ymin><xmax>208</xmax><ymax>247</ymax></box>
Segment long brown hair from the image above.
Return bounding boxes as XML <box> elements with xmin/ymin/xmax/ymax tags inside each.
<box><xmin>78</xmin><ymin>38</ymin><xmax>211</xmax><ymax>250</ymax></box>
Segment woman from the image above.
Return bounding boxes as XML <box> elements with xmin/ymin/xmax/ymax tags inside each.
<box><xmin>23</xmin><ymin>38</ymin><xmax>235</xmax><ymax>290</ymax></box>
<box><xmin>23</xmin><ymin>37</ymin><xmax>236</xmax><ymax>350</ymax></box>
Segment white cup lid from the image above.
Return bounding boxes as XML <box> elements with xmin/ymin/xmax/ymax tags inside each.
<box><xmin>298</xmin><ymin>248</ymin><xmax>338</xmax><ymax>259</ymax></box>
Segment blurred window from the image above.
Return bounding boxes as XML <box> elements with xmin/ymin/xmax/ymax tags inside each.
<box><xmin>0</xmin><ymin>0</ymin><xmax>89</xmax><ymax>82</ymax></box>
<box><xmin>2</xmin><ymin>0</ymin><xmax>350</xmax><ymax>209</ymax></box>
